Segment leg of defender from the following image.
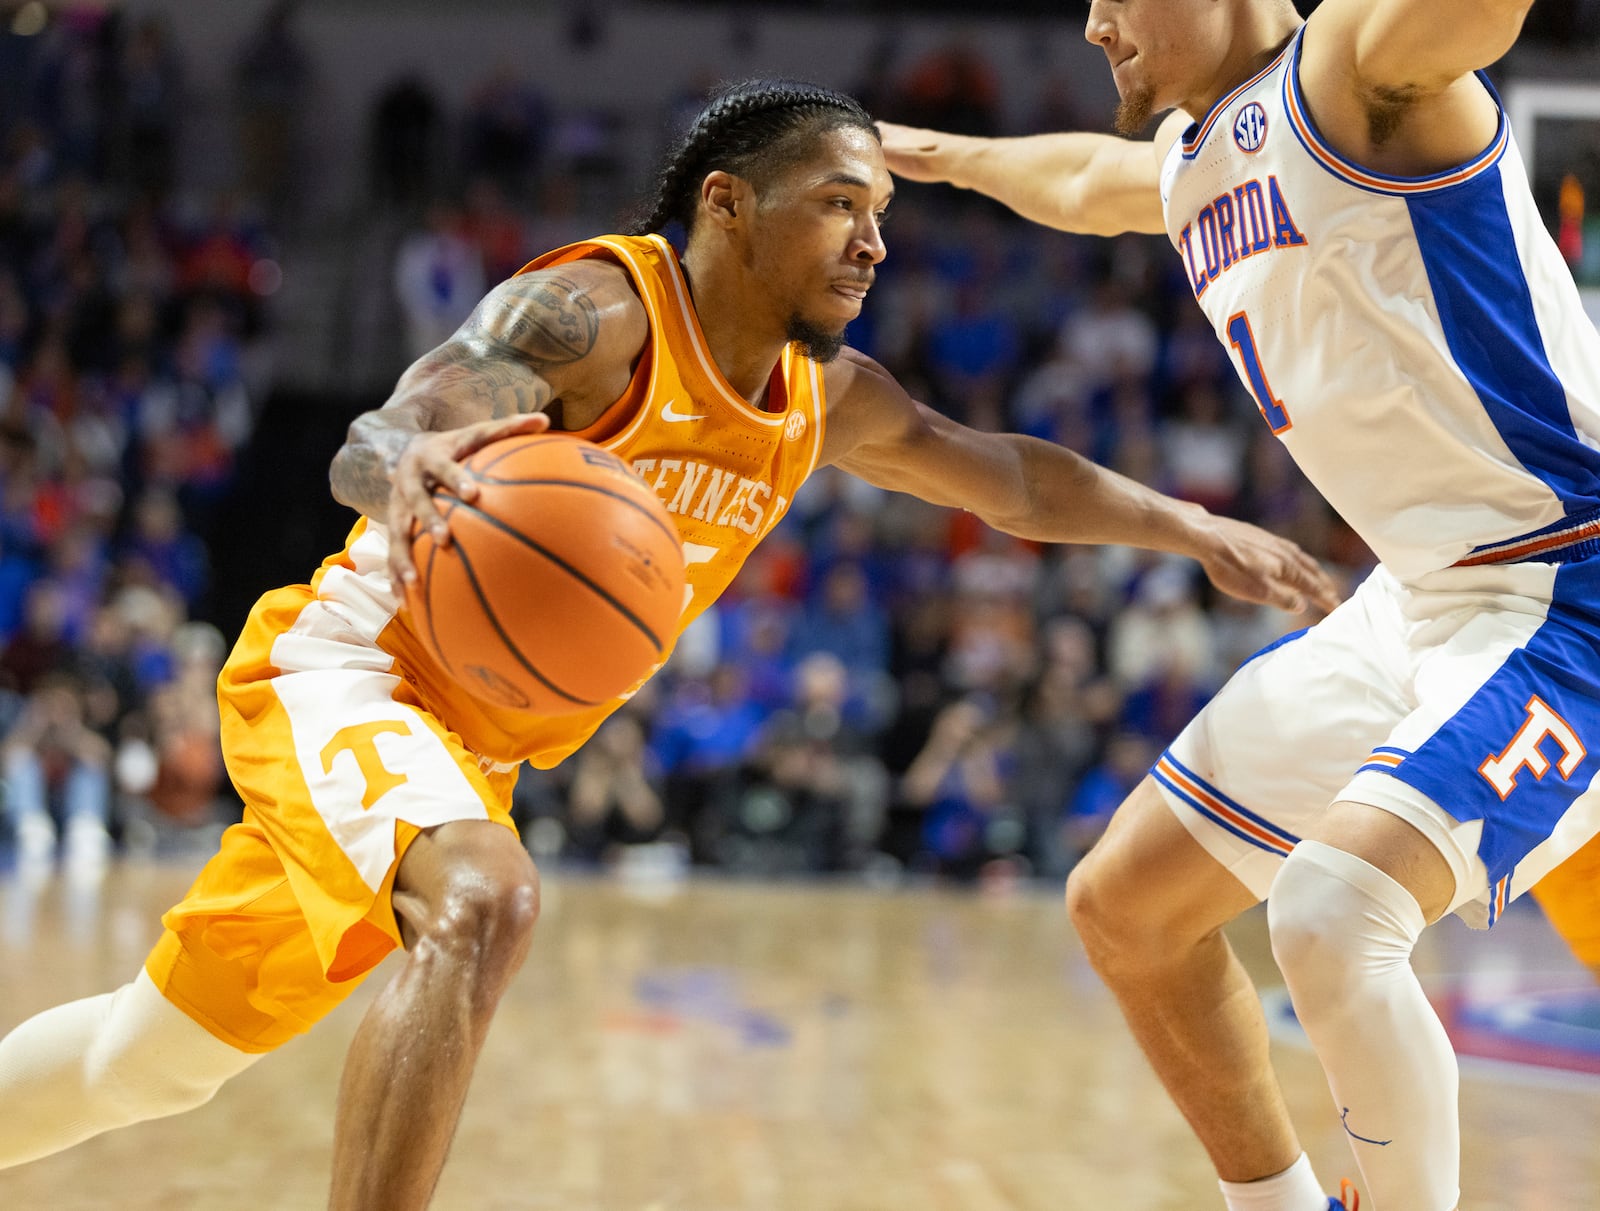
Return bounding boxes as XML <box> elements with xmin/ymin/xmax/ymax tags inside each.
<box><xmin>1067</xmin><ymin>775</ymin><xmax>1307</xmax><ymax>1183</ymax></box>
<box><xmin>1271</xmin><ymin>804</ymin><xmax>1464</xmax><ymax>1211</ymax></box>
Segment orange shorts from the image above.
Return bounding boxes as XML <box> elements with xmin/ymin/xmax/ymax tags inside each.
<box><xmin>145</xmin><ymin>585</ymin><xmax>521</xmax><ymax>1053</ymax></box>
<box><xmin>1530</xmin><ymin>831</ymin><xmax>1600</xmax><ymax>974</ymax></box>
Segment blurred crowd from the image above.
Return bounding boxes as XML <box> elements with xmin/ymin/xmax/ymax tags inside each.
<box><xmin>0</xmin><ymin>5</ymin><xmax>279</xmax><ymax>867</ymax></box>
<box><xmin>0</xmin><ymin>5</ymin><xmax>1385</xmax><ymax>885</ymax></box>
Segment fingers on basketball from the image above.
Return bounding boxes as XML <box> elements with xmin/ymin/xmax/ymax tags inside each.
<box><xmin>404</xmin><ymin>433</ymin><xmax>687</xmax><ymax>714</ymax></box>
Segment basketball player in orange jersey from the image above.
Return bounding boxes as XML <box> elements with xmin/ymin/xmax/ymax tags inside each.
<box><xmin>0</xmin><ymin>80</ymin><xmax>1337</xmax><ymax>1210</ymax></box>
<box><xmin>1530</xmin><ymin>833</ymin><xmax>1600</xmax><ymax>980</ymax></box>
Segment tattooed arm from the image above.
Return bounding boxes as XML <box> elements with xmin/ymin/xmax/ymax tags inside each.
<box><xmin>329</xmin><ymin>260</ymin><xmax>648</xmax><ymax>583</ymax></box>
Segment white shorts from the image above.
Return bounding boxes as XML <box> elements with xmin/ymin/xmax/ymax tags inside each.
<box><xmin>1155</xmin><ymin>558</ymin><xmax>1600</xmax><ymax>928</ymax></box>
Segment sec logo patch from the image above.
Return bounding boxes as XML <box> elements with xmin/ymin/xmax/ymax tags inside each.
<box><xmin>785</xmin><ymin>411</ymin><xmax>808</xmax><ymax>441</ymax></box>
<box><xmin>1233</xmin><ymin>102</ymin><xmax>1268</xmax><ymax>153</ymax></box>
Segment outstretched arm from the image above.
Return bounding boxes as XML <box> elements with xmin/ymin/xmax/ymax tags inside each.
<box><xmin>877</xmin><ymin>113</ymin><xmax>1187</xmax><ymax>237</ymax></box>
<box><xmin>329</xmin><ymin>261</ymin><xmax>646</xmax><ymax>584</ymax></box>
<box><xmin>822</xmin><ymin>351</ymin><xmax>1339</xmax><ymax>614</ymax></box>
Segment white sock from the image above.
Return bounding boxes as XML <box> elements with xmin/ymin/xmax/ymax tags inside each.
<box><xmin>1219</xmin><ymin>1152</ymin><xmax>1328</xmax><ymax>1211</ymax></box>
<box><xmin>0</xmin><ymin>970</ymin><xmax>260</xmax><ymax>1167</ymax></box>
<box><xmin>1269</xmin><ymin>841</ymin><xmax>1460</xmax><ymax>1211</ymax></box>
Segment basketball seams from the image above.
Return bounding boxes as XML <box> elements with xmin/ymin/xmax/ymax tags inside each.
<box><xmin>419</xmin><ymin>529</ymin><xmax>454</xmax><ymax>684</ymax></box>
<box><xmin>471</xmin><ymin>434</ymin><xmax>567</xmax><ymax>477</ymax></box>
<box><xmin>448</xmin><ymin>534</ymin><xmax>598</xmax><ymax>708</ymax></box>
<box><xmin>449</xmin><ymin>498</ymin><xmax>667</xmax><ymax>651</ymax></box>
<box><xmin>461</xmin><ymin>474</ymin><xmax>680</xmax><ymax>547</ymax></box>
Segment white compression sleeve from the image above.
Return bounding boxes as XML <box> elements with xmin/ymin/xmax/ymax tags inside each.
<box><xmin>1268</xmin><ymin>840</ymin><xmax>1459</xmax><ymax>1211</ymax></box>
<box><xmin>0</xmin><ymin>969</ymin><xmax>261</xmax><ymax>1168</ymax></box>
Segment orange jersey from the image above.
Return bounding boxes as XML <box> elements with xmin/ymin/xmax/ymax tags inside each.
<box><xmin>1531</xmin><ymin>832</ymin><xmax>1600</xmax><ymax>973</ymax></box>
<box><xmin>225</xmin><ymin>233</ymin><xmax>827</xmax><ymax>771</ymax></box>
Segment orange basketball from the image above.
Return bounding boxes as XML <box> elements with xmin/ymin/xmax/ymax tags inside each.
<box><xmin>404</xmin><ymin>433</ymin><xmax>685</xmax><ymax>714</ymax></box>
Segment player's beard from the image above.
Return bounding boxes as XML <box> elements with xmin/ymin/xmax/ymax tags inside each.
<box><xmin>787</xmin><ymin>314</ymin><xmax>848</xmax><ymax>363</ymax></box>
<box><xmin>1114</xmin><ymin>82</ymin><xmax>1158</xmax><ymax>136</ymax></box>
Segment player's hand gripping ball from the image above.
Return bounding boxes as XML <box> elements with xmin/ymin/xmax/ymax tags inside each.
<box><xmin>404</xmin><ymin>434</ymin><xmax>686</xmax><ymax>713</ymax></box>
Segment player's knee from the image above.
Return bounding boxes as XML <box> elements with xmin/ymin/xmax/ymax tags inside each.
<box><xmin>87</xmin><ymin>980</ymin><xmax>255</xmax><ymax>1125</ymax></box>
<box><xmin>94</xmin><ymin>1046</ymin><xmax>230</xmax><ymax>1121</ymax></box>
<box><xmin>1066</xmin><ymin>855</ymin><xmax>1166</xmax><ymax>968</ymax></box>
<box><xmin>1267</xmin><ymin>845</ymin><xmax>1361</xmax><ymax>987</ymax></box>
<box><xmin>414</xmin><ymin>853</ymin><xmax>541</xmax><ymax>991</ymax></box>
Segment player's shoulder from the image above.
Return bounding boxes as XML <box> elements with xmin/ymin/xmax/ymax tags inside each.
<box><xmin>822</xmin><ymin>346</ymin><xmax>900</xmax><ymax>410</ymax></box>
<box><xmin>506</xmin><ymin>257</ymin><xmax>649</xmax><ymax>353</ymax></box>
<box><xmin>1153</xmin><ymin>110</ymin><xmax>1191</xmax><ymax>162</ymax></box>
<box><xmin>817</xmin><ymin>346</ymin><xmax>923</xmax><ymax>466</ymax></box>
<box><xmin>510</xmin><ymin>257</ymin><xmax>642</xmax><ymax>314</ymax></box>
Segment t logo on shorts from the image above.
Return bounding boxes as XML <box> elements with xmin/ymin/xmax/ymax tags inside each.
<box><xmin>320</xmin><ymin>720</ymin><xmax>412</xmax><ymax>809</ymax></box>
<box><xmin>1478</xmin><ymin>695</ymin><xmax>1586</xmax><ymax>800</ymax></box>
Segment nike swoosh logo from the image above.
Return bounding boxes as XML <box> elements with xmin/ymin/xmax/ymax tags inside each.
<box><xmin>660</xmin><ymin>398</ymin><xmax>708</xmax><ymax>423</ymax></box>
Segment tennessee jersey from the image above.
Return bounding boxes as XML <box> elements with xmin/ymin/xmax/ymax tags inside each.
<box><xmin>1160</xmin><ymin>27</ymin><xmax>1600</xmax><ymax>582</ymax></box>
<box><xmin>232</xmin><ymin>233</ymin><xmax>827</xmax><ymax>771</ymax></box>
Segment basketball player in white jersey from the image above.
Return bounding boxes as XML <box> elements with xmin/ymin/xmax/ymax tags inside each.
<box><xmin>882</xmin><ymin>2</ymin><xmax>1600</xmax><ymax>1209</ymax></box>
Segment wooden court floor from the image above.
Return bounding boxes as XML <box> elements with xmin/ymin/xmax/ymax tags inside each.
<box><xmin>0</xmin><ymin>858</ymin><xmax>1596</xmax><ymax>1211</ymax></box>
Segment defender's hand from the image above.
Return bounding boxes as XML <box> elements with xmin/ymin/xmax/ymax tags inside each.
<box><xmin>877</xmin><ymin>122</ymin><xmax>961</xmax><ymax>185</ymax></box>
<box><xmin>386</xmin><ymin>412</ymin><xmax>551</xmax><ymax>587</ymax></box>
<box><xmin>1194</xmin><ymin>516</ymin><xmax>1342</xmax><ymax>615</ymax></box>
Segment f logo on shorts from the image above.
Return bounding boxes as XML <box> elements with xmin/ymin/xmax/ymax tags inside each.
<box><xmin>1478</xmin><ymin>695</ymin><xmax>1586</xmax><ymax>800</ymax></box>
<box><xmin>321</xmin><ymin>720</ymin><xmax>412</xmax><ymax>809</ymax></box>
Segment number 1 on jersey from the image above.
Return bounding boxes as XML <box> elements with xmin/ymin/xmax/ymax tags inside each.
<box><xmin>1226</xmin><ymin>311</ymin><xmax>1292</xmax><ymax>433</ymax></box>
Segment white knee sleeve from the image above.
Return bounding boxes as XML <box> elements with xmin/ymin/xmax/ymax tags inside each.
<box><xmin>0</xmin><ymin>970</ymin><xmax>261</xmax><ymax>1168</ymax></box>
<box><xmin>1268</xmin><ymin>840</ymin><xmax>1460</xmax><ymax>1211</ymax></box>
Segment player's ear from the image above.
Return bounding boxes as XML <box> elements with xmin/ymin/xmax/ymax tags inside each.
<box><xmin>699</xmin><ymin>171</ymin><xmax>748</xmax><ymax>230</ymax></box>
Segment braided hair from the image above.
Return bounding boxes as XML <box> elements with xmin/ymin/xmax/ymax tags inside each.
<box><xmin>628</xmin><ymin>79</ymin><xmax>878</xmax><ymax>237</ymax></box>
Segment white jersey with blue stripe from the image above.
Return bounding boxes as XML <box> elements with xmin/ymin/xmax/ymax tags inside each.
<box><xmin>1159</xmin><ymin>27</ymin><xmax>1600</xmax><ymax>582</ymax></box>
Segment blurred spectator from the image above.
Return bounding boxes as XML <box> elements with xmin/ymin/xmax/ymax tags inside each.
<box><xmin>787</xmin><ymin>561</ymin><xmax>890</xmax><ymax>683</ymax></box>
<box><xmin>1061</xmin><ymin>731</ymin><xmax>1158</xmax><ymax>868</ymax></box>
<box><xmin>1107</xmin><ymin>562</ymin><xmax>1217</xmax><ymax>690</ymax></box>
<box><xmin>461</xmin><ymin>64</ymin><xmax>549</xmax><ymax>199</ymax></box>
<box><xmin>461</xmin><ymin>177</ymin><xmax>530</xmax><ymax>285</ymax></box>
<box><xmin>119</xmin><ymin>487</ymin><xmax>209</xmax><ymax>614</ymax></box>
<box><xmin>1120</xmin><ymin>654</ymin><xmax>1215</xmax><ymax>747</ymax></box>
<box><xmin>893</xmin><ymin>43</ymin><xmax>1001</xmax><ymax>136</ymax></box>
<box><xmin>139</xmin><ymin>621</ymin><xmax>227</xmax><ymax>829</ymax></box>
<box><xmin>0</xmin><ymin>578</ymin><xmax>74</xmax><ymax>697</ymax></box>
<box><xmin>3</xmin><ymin>670</ymin><xmax>112</xmax><ymax>866</ymax></box>
<box><xmin>652</xmin><ymin>662</ymin><xmax>766</xmax><ymax>777</ymax></box>
<box><xmin>111</xmin><ymin>17</ymin><xmax>183</xmax><ymax>202</ymax></box>
<box><xmin>1061</xmin><ymin>277</ymin><xmax>1159</xmax><ymax>391</ymax></box>
<box><xmin>786</xmin><ymin>651</ymin><xmax>889</xmax><ymax>867</ymax></box>
<box><xmin>74</xmin><ymin>600</ymin><xmax>142</xmax><ymax>745</ymax></box>
<box><xmin>565</xmin><ymin>714</ymin><xmax>666</xmax><ymax>862</ymax></box>
<box><xmin>233</xmin><ymin>0</ymin><xmax>313</xmax><ymax>223</ymax></box>
<box><xmin>900</xmin><ymin>694</ymin><xmax>1019</xmax><ymax>879</ymax></box>
<box><xmin>369</xmin><ymin>75</ymin><xmax>444</xmax><ymax>210</ymax></box>
<box><xmin>1161</xmin><ymin>381</ymin><xmax>1248</xmax><ymax>516</ymax></box>
<box><xmin>394</xmin><ymin>203</ymin><xmax>486</xmax><ymax>360</ymax></box>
